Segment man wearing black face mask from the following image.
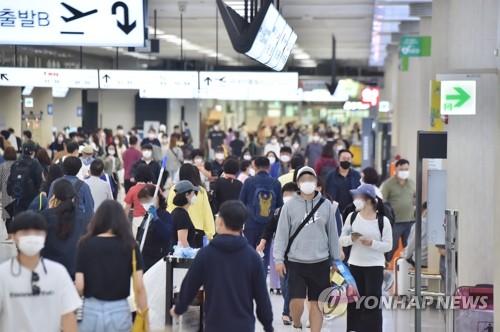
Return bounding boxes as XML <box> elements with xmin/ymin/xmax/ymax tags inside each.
<box><xmin>325</xmin><ymin>149</ymin><xmax>361</xmax><ymax>213</ymax></box>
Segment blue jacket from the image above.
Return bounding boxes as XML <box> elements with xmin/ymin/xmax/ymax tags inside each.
<box><xmin>175</xmin><ymin>235</ymin><xmax>274</xmax><ymax>332</ymax></box>
<box><xmin>325</xmin><ymin>168</ymin><xmax>361</xmax><ymax>213</ymax></box>
<box><xmin>239</xmin><ymin>171</ymin><xmax>283</xmax><ymax>228</ymax></box>
<box><xmin>269</xmin><ymin>162</ymin><xmax>280</xmax><ymax>179</ymax></box>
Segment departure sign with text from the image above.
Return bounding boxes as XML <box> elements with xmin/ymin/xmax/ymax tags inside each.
<box><xmin>0</xmin><ymin>0</ymin><xmax>145</xmax><ymax>47</ymax></box>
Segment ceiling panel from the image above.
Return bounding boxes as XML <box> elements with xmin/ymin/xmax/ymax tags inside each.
<box><xmin>63</xmin><ymin>0</ymin><xmax>377</xmax><ymax>68</ymax></box>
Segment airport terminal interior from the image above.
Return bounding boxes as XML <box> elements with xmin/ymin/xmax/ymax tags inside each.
<box><xmin>0</xmin><ymin>0</ymin><xmax>499</xmax><ymax>331</ymax></box>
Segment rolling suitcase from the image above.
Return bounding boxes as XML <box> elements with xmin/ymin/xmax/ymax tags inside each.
<box><xmin>395</xmin><ymin>258</ymin><xmax>410</xmax><ymax>297</ymax></box>
<box><xmin>454</xmin><ymin>284</ymin><xmax>493</xmax><ymax>332</ymax></box>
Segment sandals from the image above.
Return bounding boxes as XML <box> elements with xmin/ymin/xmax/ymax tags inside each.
<box><xmin>282</xmin><ymin>315</ymin><xmax>292</xmax><ymax>326</ymax></box>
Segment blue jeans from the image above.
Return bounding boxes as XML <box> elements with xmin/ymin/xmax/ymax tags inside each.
<box><xmin>79</xmin><ymin>298</ymin><xmax>132</xmax><ymax>332</ymax></box>
<box><xmin>386</xmin><ymin>221</ymin><xmax>414</xmax><ymax>262</ymax></box>
<box><xmin>243</xmin><ymin>225</ymin><xmax>271</xmax><ymax>277</ymax></box>
<box><xmin>280</xmin><ymin>274</ymin><xmax>290</xmax><ymax>316</ymax></box>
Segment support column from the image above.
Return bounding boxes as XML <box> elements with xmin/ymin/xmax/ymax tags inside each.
<box><xmin>395</xmin><ymin>17</ymin><xmax>433</xmax><ymax>175</ymax></box>
<box><xmin>431</xmin><ymin>0</ymin><xmax>499</xmax><ymax>299</ymax></box>
<box><xmin>168</xmin><ymin>99</ymin><xmax>200</xmax><ymax>149</ymax></box>
<box><xmin>31</xmin><ymin>88</ymin><xmax>53</xmax><ymax>147</ymax></box>
<box><xmin>0</xmin><ymin>87</ymin><xmax>22</xmax><ymax>134</ymax></box>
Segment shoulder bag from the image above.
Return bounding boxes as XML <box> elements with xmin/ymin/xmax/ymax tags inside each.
<box><xmin>132</xmin><ymin>248</ymin><xmax>149</xmax><ymax>332</ymax></box>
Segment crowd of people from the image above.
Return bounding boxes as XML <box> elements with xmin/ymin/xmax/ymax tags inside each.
<box><xmin>0</xmin><ymin>122</ymin><xmax>426</xmax><ymax>332</ymax></box>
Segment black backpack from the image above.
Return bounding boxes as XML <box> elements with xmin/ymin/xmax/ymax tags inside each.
<box><xmin>7</xmin><ymin>159</ymin><xmax>35</xmax><ymax>202</ymax></box>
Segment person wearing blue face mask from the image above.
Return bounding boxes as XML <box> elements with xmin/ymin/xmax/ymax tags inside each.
<box><xmin>78</xmin><ymin>145</ymin><xmax>95</xmax><ymax>180</ymax></box>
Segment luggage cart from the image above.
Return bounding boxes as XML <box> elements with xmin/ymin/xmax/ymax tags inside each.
<box><xmin>165</xmin><ymin>256</ymin><xmax>204</xmax><ymax>331</ymax></box>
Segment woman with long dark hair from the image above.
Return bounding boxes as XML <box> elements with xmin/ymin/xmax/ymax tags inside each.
<box><xmin>41</xmin><ymin>179</ymin><xmax>91</xmax><ymax>278</ymax></box>
<box><xmin>36</xmin><ymin>148</ymin><xmax>52</xmax><ymax>179</ymax></box>
<box><xmin>167</xmin><ymin>164</ymin><xmax>215</xmax><ymax>247</ymax></box>
<box><xmin>136</xmin><ymin>184</ymin><xmax>173</xmax><ymax>271</ymax></box>
<box><xmin>101</xmin><ymin>143</ymin><xmax>122</xmax><ymax>200</ymax></box>
<box><xmin>165</xmin><ymin>134</ymin><xmax>184</xmax><ymax>184</ymax></box>
<box><xmin>75</xmin><ymin>200</ymin><xmax>148</xmax><ymax>332</ymax></box>
<box><xmin>41</xmin><ymin>163</ymin><xmax>64</xmax><ymax>195</ymax></box>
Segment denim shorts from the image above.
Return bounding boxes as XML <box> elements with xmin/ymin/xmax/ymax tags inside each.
<box><xmin>79</xmin><ymin>297</ymin><xmax>132</xmax><ymax>332</ymax></box>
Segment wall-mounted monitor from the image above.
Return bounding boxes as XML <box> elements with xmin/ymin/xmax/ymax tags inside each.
<box><xmin>217</xmin><ymin>0</ymin><xmax>297</xmax><ymax>71</ymax></box>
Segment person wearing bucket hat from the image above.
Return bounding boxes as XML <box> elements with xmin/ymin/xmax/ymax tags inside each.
<box><xmin>171</xmin><ymin>180</ymin><xmax>200</xmax><ymax>248</ymax></box>
<box><xmin>274</xmin><ymin>166</ymin><xmax>340</xmax><ymax>331</ymax></box>
<box><xmin>339</xmin><ymin>183</ymin><xmax>393</xmax><ymax>332</ymax></box>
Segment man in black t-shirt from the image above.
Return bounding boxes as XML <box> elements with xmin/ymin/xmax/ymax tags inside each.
<box><xmin>229</xmin><ymin>132</ymin><xmax>245</xmax><ymax>158</ymax></box>
<box><xmin>208</xmin><ymin>124</ymin><xmax>226</xmax><ymax>151</ymax></box>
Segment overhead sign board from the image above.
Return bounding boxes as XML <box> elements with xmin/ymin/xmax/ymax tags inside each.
<box><xmin>100</xmin><ymin>70</ymin><xmax>199</xmax><ymax>99</ymax></box>
<box><xmin>244</xmin><ymin>3</ymin><xmax>297</xmax><ymax>71</ymax></box>
<box><xmin>217</xmin><ymin>0</ymin><xmax>296</xmax><ymax>71</ymax></box>
<box><xmin>0</xmin><ymin>67</ymin><xmax>98</xmax><ymax>88</ymax></box>
<box><xmin>440</xmin><ymin>80</ymin><xmax>476</xmax><ymax>115</ymax></box>
<box><xmin>198</xmin><ymin>71</ymin><xmax>299</xmax><ymax>101</ymax></box>
<box><xmin>0</xmin><ymin>0</ymin><xmax>145</xmax><ymax>47</ymax></box>
<box><xmin>400</xmin><ymin>36</ymin><xmax>431</xmax><ymax>58</ymax></box>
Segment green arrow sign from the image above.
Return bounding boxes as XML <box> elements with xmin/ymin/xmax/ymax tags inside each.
<box><xmin>445</xmin><ymin>87</ymin><xmax>471</xmax><ymax>107</ymax></box>
<box><xmin>440</xmin><ymin>80</ymin><xmax>476</xmax><ymax>115</ymax></box>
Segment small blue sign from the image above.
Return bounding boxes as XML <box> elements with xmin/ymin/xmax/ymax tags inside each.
<box><xmin>47</xmin><ymin>104</ymin><xmax>54</xmax><ymax>116</ymax></box>
<box><xmin>76</xmin><ymin>106</ymin><xmax>82</xmax><ymax>117</ymax></box>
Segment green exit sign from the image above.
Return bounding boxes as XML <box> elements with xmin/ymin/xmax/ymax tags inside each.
<box><xmin>400</xmin><ymin>36</ymin><xmax>432</xmax><ymax>57</ymax></box>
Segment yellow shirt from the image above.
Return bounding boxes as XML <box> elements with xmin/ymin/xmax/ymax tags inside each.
<box><xmin>167</xmin><ymin>186</ymin><xmax>215</xmax><ymax>239</ymax></box>
<box><xmin>278</xmin><ymin>170</ymin><xmax>295</xmax><ymax>187</ymax></box>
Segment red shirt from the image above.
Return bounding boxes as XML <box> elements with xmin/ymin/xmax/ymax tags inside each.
<box><xmin>122</xmin><ymin>148</ymin><xmax>142</xmax><ymax>180</ymax></box>
<box><xmin>124</xmin><ymin>183</ymin><xmax>147</xmax><ymax>217</ymax></box>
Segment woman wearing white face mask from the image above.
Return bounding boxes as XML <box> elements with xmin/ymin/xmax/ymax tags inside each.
<box><xmin>0</xmin><ymin>211</ymin><xmax>81</xmax><ymax>332</ymax></box>
<box><xmin>136</xmin><ymin>184</ymin><xmax>174</xmax><ymax>271</ymax></box>
<box><xmin>339</xmin><ymin>184</ymin><xmax>393</xmax><ymax>332</ymax></box>
<box><xmin>171</xmin><ymin>181</ymin><xmax>199</xmax><ymax>248</ymax></box>
<box><xmin>167</xmin><ymin>164</ymin><xmax>215</xmax><ymax>248</ymax></box>
<box><xmin>237</xmin><ymin>160</ymin><xmax>253</xmax><ymax>184</ymax></box>
<box><xmin>101</xmin><ymin>143</ymin><xmax>122</xmax><ymax>199</ymax></box>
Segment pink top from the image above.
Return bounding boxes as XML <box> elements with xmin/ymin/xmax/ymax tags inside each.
<box><xmin>122</xmin><ymin>148</ymin><xmax>142</xmax><ymax>180</ymax></box>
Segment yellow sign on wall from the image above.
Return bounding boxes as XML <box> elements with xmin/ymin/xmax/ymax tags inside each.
<box><xmin>430</xmin><ymin>80</ymin><xmax>444</xmax><ymax>131</ymax></box>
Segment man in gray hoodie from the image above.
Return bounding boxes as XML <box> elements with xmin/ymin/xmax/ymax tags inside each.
<box><xmin>274</xmin><ymin>166</ymin><xmax>340</xmax><ymax>332</ymax></box>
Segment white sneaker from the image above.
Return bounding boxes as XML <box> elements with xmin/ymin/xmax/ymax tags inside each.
<box><xmin>292</xmin><ymin>326</ymin><xmax>303</xmax><ymax>331</ymax></box>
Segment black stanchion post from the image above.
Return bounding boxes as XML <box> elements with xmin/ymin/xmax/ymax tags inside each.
<box><xmin>415</xmin><ymin>131</ymin><xmax>447</xmax><ymax>332</ymax></box>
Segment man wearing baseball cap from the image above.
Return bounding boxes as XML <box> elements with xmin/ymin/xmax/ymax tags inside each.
<box><xmin>274</xmin><ymin>166</ymin><xmax>340</xmax><ymax>332</ymax></box>
<box><xmin>6</xmin><ymin>142</ymin><xmax>43</xmax><ymax>217</ymax></box>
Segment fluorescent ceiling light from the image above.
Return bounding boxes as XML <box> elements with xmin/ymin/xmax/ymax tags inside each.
<box><xmin>52</xmin><ymin>87</ymin><xmax>69</xmax><ymax>98</ymax></box>
<box><xmin>22</xmin><ymin>86</ymin><xmax>34</xmax><ymax>96</ymax></box>
<box><xmin>294</xmin><ymin>53</ymin><xmax>311</xmax><ymax>60</ymax></box>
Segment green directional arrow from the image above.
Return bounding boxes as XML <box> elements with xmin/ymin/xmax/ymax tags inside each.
<box><xmin>446</xmin><ymin>87</ymin><xmax>471</xmax><ymax>107</ymax></box>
